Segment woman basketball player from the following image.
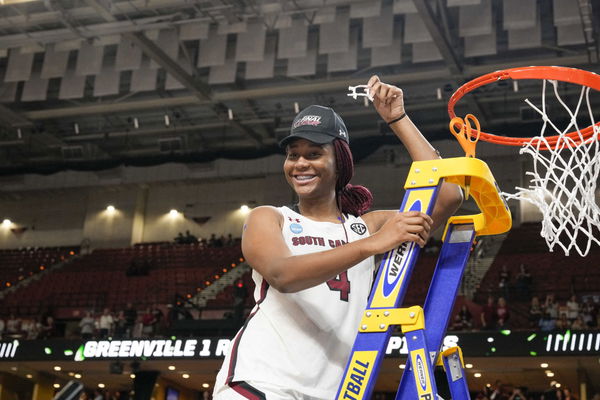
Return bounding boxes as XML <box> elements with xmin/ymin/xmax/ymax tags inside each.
<box><xmin>213</xmin><ymin>76</ymin><xmax>463</xmax><ymax>399</ymax></box>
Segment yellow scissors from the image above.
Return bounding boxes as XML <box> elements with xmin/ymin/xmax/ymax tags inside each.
<box><xmin>449</xmin><ymin>113</ymin><xmax>481</xmax><ymax>199</ymax></box>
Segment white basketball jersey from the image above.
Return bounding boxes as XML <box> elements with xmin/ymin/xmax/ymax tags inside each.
<box><xmin>215</xmin><ymin>206</ymin><xmax>375</xmax><ymax>399</ymax></box>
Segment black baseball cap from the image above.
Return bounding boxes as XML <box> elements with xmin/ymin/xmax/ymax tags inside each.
<box><xmin>279</xmin><ymin>105</ymin><xmax>349</xmax><ymax>148</ymax></box>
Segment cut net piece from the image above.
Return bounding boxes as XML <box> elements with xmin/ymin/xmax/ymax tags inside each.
<box><xmin>347</xmin><ymin>85</ymin><xmax>374</xmax><ymax>101</ymax></box>
<box><xmin>501</xmin><ymin>81</ymin><xmax>600</xmax><ymax>256</ymax></box>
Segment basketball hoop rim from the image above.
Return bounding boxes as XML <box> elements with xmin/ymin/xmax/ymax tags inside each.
<box><xmin>448</xmin><ymin>66</ymin><xmax>600</xmax><ymax>150</ymax></box>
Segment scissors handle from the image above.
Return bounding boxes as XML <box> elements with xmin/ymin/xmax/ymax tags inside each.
<box><xmin>449</xmin><ymin>113</ymin><xmax>481</xmax><ymax>158</ymax></box>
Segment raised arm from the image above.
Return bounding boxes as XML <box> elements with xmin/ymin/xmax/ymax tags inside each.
<box><xmin>366</xmin><ymin>75</ymin><xmax>463</xmax><ymax>232</ymax></box>
<box><xmin>242</xmin><ymin>206</ymin><xmax>432</xmax><ymax>293</ymax></box>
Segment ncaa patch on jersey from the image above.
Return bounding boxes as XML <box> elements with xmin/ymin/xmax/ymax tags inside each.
<box><xmin>350</xmin><ymin>223</ymin><xmax>366</xmax><ymax>235</ymax></box>
<box><xmin>290</xmin><ymin>223</ymin><xmax>303</xmax><ymax>234</ymax></box>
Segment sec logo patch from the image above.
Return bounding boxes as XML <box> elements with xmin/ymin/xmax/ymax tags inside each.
<box><xmin>350</xmin><ymin>223</ymin><xmax>367</xmax><ymax>235</ymax></box>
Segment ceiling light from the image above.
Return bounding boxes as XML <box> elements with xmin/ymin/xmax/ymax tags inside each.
<box><xmin>182</xmin><ymin>373</ymin><xmax>190</xmax><ymax>379</ymax></box>
<box><xmin>53</xmin><ymin>366</ymin><xmax>61</xmax><ymax>371</ymax></box>
<box><xmin>555</xmin><ymin>383</ymin><xmax>561</xmax><ymax>388</ymax></box>
<box><xmin>202</xmin><ymin>383</ymin><xmax>210</xmax><ymax>388</ymax></box>
<box><xmin>398</xmin><ymin>364</ymin><xmax>405</xmax><ymax>369</ymax></box>
<box><xmin>546</xmin><ymin>371</ymin><xmax>555</xmax><ymax>377</ymax></box>
<box><xmin>53</xmin><ymin>384</ymin><xmax>60</xmax><ymax>389</ymax></box>
<box><xmin>2</xmin><ymin>219</ymin><xmax>11</xmax><ymax>227</ymax></box>
<box><xmin>26</xmin><ymin>374</ymin><xmax>33</xmax><ymax>379</ymax></box>
<box><xmin>465</xmin><ymin>363</ymin><xmax>473</xmax><ymax>369</ymax></box>
<box><xmin>240</xmin><ymin>205</ymin><xmax>250</xmax><ymax>213</ymax></box>
<box><xmin>74</xmin><ymin>373</ymin><xmax>82</xmax><ymax>379</ymax></box>
<box><xmin>168</xmin><ymin>366</ymin><xmax>176</xmax><ymax>371</ymax></box>
<box><xmin>474</xmin><ymin>373</ymin><xmax>482</xmax><ymax>378</ymax></box>
<box><xmin>540</xmin><ymin>363</ymin><xmax>549</xmax><ymax>368</ymax></box>
<box><xmin>130</xmin><ymin>373</ymin><xmax>136</xmax><ymax>379</ymax></box>
<box><xmin>98</xmin><ymin>383</ymin><xmax>105</xmax><ymax>388</ymax></box>
<box><xmin>169</xmin><ymin>209</ymin><xmax>179</xmax><ymax>218</ymax></box>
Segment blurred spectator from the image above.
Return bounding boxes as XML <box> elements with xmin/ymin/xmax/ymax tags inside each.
<box><xmin>582</xmin><ymin>298</ymin><xmax>598</xmax><ymax>328</ymax></box>
<box><xmin>529</xmin><ymin>296</ymin><xmax>543</xmax><ymax>328</ymax></box>
<box><xmin>141</xmin><ymin>308</ymin><xmax>155</xmax><ymax>337</ymax></box>
<box><xmin>124</xmin><ymin>303</ymin><xmax>137</xmax><ymax>338</ymax></box>
<box><xmin>152</xmin><ymin>306</ymin><xmax>164</xmax><ymax>337</ymax></box>
<box><xmin>174</xmin><ymin>232</ymin><xmax>185</xmax><ymax>244</ymax></box>
<box><xmin>544</xmin><ymin>294</ymin><xmax>559</xmax><ymax>320</ymax></box>
<box><xmin>542</xmin><ymin>385</ymin><xmax>559</xmax><ymax>400</ymax></box>
<box><xmin>22</xmin><ymin>318</ymin><xmax>41</xmax><ymax>340</ymax></box>
<box><xmin>508</xmin><ymin>386</ymin><xmax>527</xmax><ymax>400</ymax></box>
<box><xmin>450</xmin><ymin>314</ymin><xmax>464</xmax><ymax>331</ymax></box>
<box><xmin>457</xmin><ymin>305</ymin><xmax>473</xmax><ymax>330</ymax></box>
<box><xmin>6</xmin><ymin>314</ymin><xmax>20</xmax><ymax>336</ymax></box>
<box><xmin>539</xmin><ymin>312</ymin><xmax>556</xmax><ymax>332</ymax></box>
<box><xmin>514</xmin><ymin>264</ymin><xmax>532</xmax><ymax>300</ymax></box>
<box><xmin>566</xmin><ymin>294</ymin><xmax>580</xmax><ymax>323</ymax></box>
<box><xmin>80</xmin><ymin>311</ymin><xmax>96</xmax><ymax>340</ymax></box>
<box><xmin>571</xmin><ymin>315</ymin><xmax>586</xmax><ymax>330</ymax></box>
<box><xmin>498</xmin><ymin>264</ymin><xmax>511</xmax><ymax>299</ymax></box>
<box><xmin>226</xmin><ymin>233</ymin><xmax>235</xmax><ymax>246</ymax></box>
<box><xmin>0</xmin><ymin>316</ymin><xmax>4</xmax><ymax>339</ymax></box>
<box><xmin>114</xmin><ymin>310</ymin><xmax>127</xmax><ymax>338</ymax></box>
<box><xmin>98</xmin><ymin>308</ymin><xmax>114</xmax><ymax>338</ymax></box>
<box><xmin>563</xmin><ymin>387</ymin><xmax>577</xmax><ymax>400</ymax></box>
<box><xmin>38</xmin><ymin>315</ymin><xmax>55</xmax><ymax>339</ymax></box>
<box><xmin>481</xmin><ymin>296</ymin><xmax>496</xmax><ymax>330</ymax></box>
<box><xmin>556</xmin><ymin>313</ymin><xmax>570</xmax><ymax>330</ymax></box>
<box><xmin>496</xmin><ymin>297</ymin><xmax>510</xmax><ymax>329</ymax></box>
<box><xmin>487</xmin><ymin>380</ymin><xmax>504</xmax><ymax>400</ymax></box>
<box><xmin>184</xmin><ymin>230</ymin><xmax>198</xmax><ymax>244</ymax></box>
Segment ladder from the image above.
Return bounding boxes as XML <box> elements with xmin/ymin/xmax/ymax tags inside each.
<box><xmin>336</xmin><ymin>157</ymin><xmax>512</xmax><ymax>400</ymax></box>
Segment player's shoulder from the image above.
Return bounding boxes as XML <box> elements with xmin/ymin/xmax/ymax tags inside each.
<box><xmin>247</xmin><ymin>205</ymin><xmax>284</xmax><ymax>222</ymax></box>
<box><xmin>360</xmin><ymin>209</ymin><xmax>395</xmax><ymax>233</ymax></box>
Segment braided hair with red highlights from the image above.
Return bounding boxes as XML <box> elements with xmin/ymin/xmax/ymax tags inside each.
<box><xmin>332</xmin><ymin>139</ymin><xmax>373</xmax><ymax>216</ymax></box>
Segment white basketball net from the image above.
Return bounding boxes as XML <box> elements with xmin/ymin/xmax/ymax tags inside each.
<box><xmin>501</xmin><ymin>80</ymin><xmax>600</xmax><ymax>256</ymax></box>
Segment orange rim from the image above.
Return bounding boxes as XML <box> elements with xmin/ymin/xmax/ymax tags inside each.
<box><xmin>448</xmin><ymin>66</ymin><xmax>600</xmax><ymax>150</ymax></box>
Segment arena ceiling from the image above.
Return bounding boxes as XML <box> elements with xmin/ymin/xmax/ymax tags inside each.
<box><xmin>0</xmin><ymin>0</ymin><xmax>598</xmax><ymax>176</ymax></box>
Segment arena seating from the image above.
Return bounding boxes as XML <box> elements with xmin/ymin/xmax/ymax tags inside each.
<box><xmin>0</xmin><ymin>243</ymin><xmax>242</xmax><ymax>317</ymax></box>
<box><xmin>472</xmin><ymin>222</ymin><xmax>600</xmax><ymax>328</ymax></box>
<box><xmin>0</xmin><ymin>246</ymin><xmax>78</xmax><ymax>291</ymax></box>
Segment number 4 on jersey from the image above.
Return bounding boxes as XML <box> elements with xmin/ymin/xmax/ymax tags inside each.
<box><xmin>327</xmin><ymin>271</ymin><xmax>350</xmax><ymax>301</ymax></box>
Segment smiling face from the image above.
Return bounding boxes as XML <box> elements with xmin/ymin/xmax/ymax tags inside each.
<box><xmin>284</xmin><ymin>138</ymin><xmax>337</xmax><ymax>200</ymax></box>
